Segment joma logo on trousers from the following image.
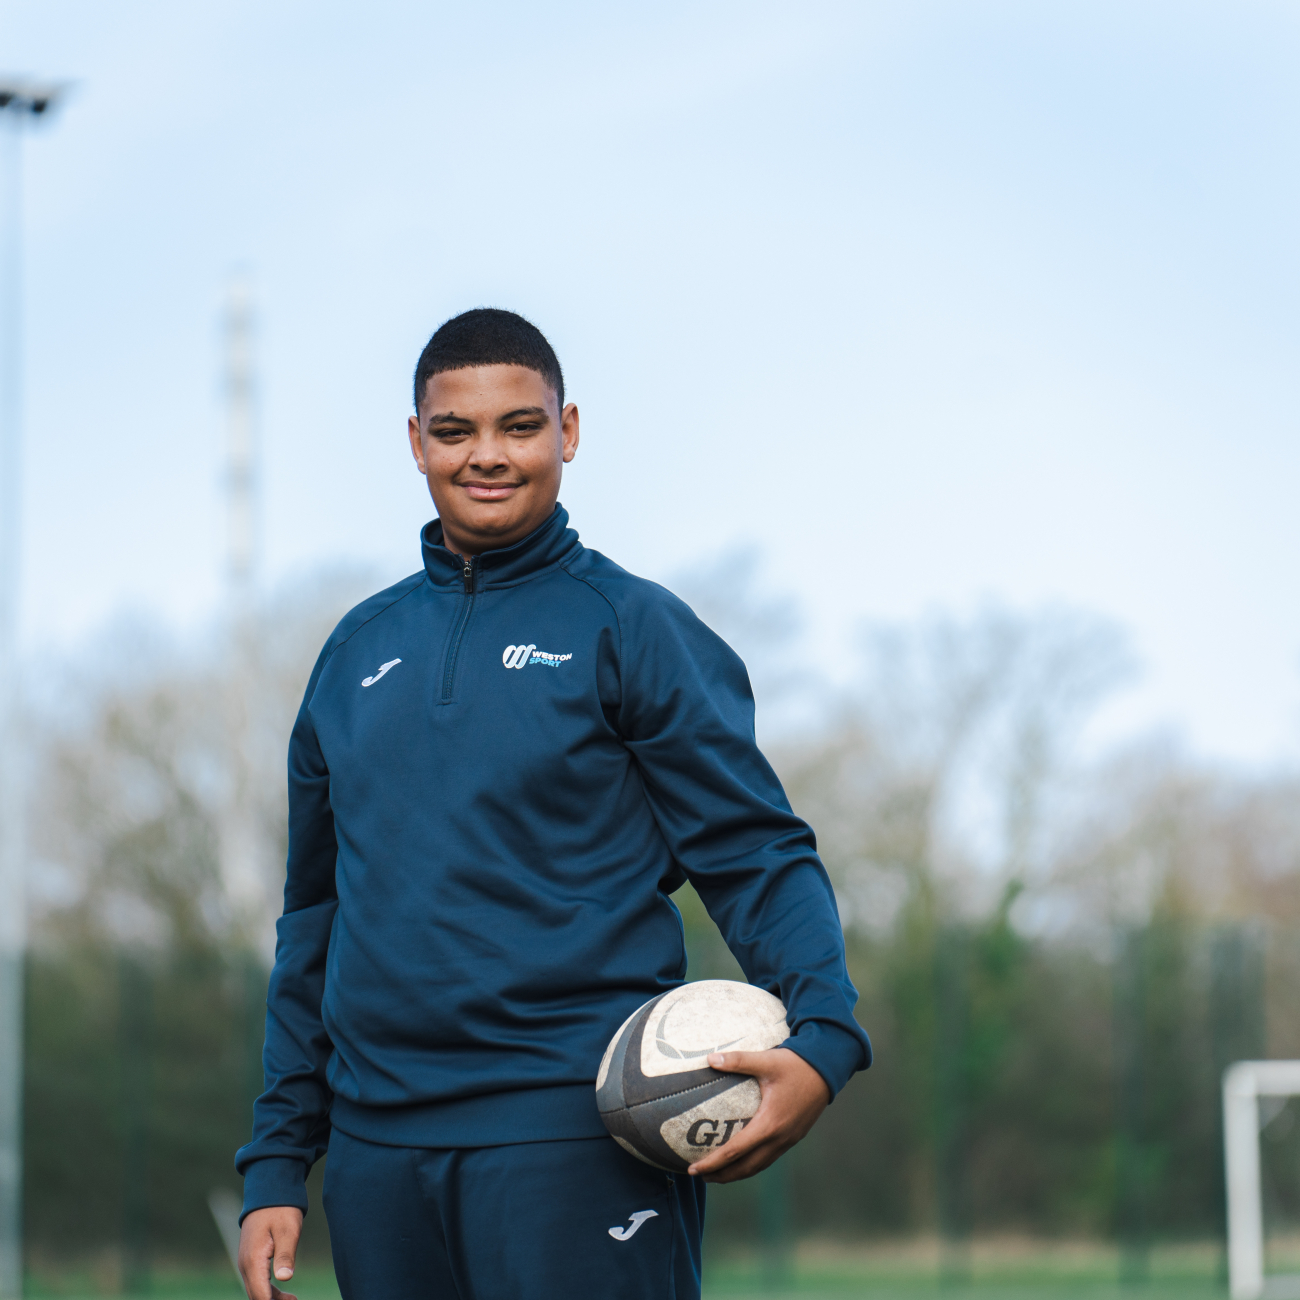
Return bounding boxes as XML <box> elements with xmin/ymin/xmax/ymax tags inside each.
<box><xmin>502</xmin><ymin>644</ymin><xmax>573</xmax><ymax>670</ymax></box>
<box><xmin>608</xmin><ymin>1210</ymin><xmax>659</xmax><ymax>1241</ymax></box>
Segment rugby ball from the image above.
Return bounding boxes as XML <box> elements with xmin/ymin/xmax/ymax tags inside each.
<box><xmin>596</xmin><ymin>980</ymin><xmax>790</xmax><ymax>1172</ymax></box>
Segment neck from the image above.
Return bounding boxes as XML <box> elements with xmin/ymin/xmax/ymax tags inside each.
<box><xmin>439</xmin><ymin>505</ymin><xmax>557</xmax><ymax>561</ymax></box>
<box><xmin>438</xmin><ymin>522</ymin><xmax>478</xmax><ymax>561</ymax></box>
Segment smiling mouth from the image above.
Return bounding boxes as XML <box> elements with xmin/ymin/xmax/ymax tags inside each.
<box><xmin>461</xmin><ymin>482</ymin><xmax>521</xmax><ymax>501</ymax></box>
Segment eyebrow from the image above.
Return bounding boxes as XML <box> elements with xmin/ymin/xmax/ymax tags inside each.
<box><xmin>424</xmin><ymin>406</ymin><xmax>550</xmax><ymax>427</ymax></box>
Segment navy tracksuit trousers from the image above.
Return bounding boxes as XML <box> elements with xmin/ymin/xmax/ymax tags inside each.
<box><xmin>322</xmin><ymin>1129</ymin><xmax>706</xmax><ymax>1299</ymax></box>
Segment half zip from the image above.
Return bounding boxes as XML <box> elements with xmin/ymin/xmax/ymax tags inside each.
<box><xmin>441</xmin><ymin>557</ymin><xmax>477</xmax><ymax>703</ymax></box>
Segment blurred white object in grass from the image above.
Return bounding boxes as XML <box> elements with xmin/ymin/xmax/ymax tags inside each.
<box><xmin>1224</xmin><ymin>1061</ymin><xmax>1300</xmax><ymax>1300</ymax></box>
<box><xmin>208</xmin><ymin>1186</ymin><xmax>242</xmax><ymax>1278</ymax></box>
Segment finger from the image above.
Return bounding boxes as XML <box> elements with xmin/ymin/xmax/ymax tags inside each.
<box><xmin>270</xmin><ymin>1289</ymin><xmax>299</xmax><ymax>1300</ymax></box>
<box><xmin>702</xmin><ymin>1136</ymin><xmax>791</xmax><ymax>1184</ymax></box>
<box><xmin>707</xmin><ymin>1050</ymin><xmax>770</xmax><ymax>1076</ymax></box>
<box><xmin>242</xmin><ymin>1270</ymin><xmax>270</xmax><ymax>1300</ymax></box>
<box><xmin>691</xmin><ymin>1112</ymin><xmax>769</xmax><ymax>1175</ymax></box>
<box><xmin>687</xmin><ymin>1103</ymin><xmax>785</xmax><ymax>1176</ymax></box>
<box><xmin>686</xmin><ymin>1058</ymin><xmax>779</xmax><ymax>1176</ymax></box>
<box><xmin>239</xmin><ymin>1234</ymin><xmax>273</xmax><ymax>1300</ymax></box>
<box><xmin>687</xmin><ymin>1069</ymin><xmax>792</xmax><ymax>1177</ymax></box>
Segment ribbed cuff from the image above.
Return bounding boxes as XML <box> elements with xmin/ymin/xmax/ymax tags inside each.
<box><xmin>240</xmin><ymin>1156</ymin><xmax>311</xmax><ymax>1225</ymax></box>
<box><xmin>783</xmin><ymin>1019</ymin><xmax>871</xmax><ymax>1098</ymax></box>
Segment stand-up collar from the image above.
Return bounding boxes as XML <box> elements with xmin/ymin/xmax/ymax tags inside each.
<box><xmin>421</xmin><ymin>504</ymin><xmax>582</xmax><ymax>590</ymax></box>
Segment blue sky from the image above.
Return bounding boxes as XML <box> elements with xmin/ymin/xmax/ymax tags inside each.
<box><xmin>6</xmin><ymin>0</ymin><xmax>1300</xmax><ymax>762</ymax></box>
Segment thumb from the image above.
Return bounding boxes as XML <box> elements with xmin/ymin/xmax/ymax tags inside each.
<box><xmin>273</xmin><ymin>1229</ymin><xmax>298</xmax><ymax>1283</ymax></box>
<box><xmin>707</xmin><ymin>1050</ymin><xmax>765</xmax><ymax>1076</ymax></box>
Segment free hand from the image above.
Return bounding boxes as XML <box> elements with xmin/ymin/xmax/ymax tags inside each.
<box><xmin>686</xmin><ymin>1046</ymin><xmax>831</xmax><ymax>1183</ymax></box>
<box><xmin>238</xmin><ymin>1206</ymin><xmax>304</xmax><ymax>1300</ymax></box>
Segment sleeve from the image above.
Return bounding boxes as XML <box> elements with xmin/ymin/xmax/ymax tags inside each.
<box><xmin>614</xmin><ymin>589</ymin><xmax>871</xmax><ymax>1098</ymax></box>
<box><xmin>234</xmin><ymin>646</ymin><xmax>340</xmax><ymax>1221</ymax></box>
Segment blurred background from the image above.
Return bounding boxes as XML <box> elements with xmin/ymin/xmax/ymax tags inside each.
<box><xmin>2</xmin><ymin>0</ymin><xmax>1299</xmax><ymax>1296</ymax></box>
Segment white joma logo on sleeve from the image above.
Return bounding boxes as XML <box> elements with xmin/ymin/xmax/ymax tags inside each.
<box><xmin>608</xmin><ymin>1210</ymin><xmax>658</xmax><ymax>1241</ymax></box>
<box><xmin>361</xmin><ymin>659</ymin><xmax>401</xmax><ymax>687</ymax></box>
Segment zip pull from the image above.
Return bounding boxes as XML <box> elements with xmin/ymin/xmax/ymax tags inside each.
<box><xmin>462</xmin><ymin>557</ymin><xmax>475</xmax><ymax>594</ymax></box>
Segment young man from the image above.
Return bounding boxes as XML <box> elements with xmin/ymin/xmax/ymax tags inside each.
<box><xmin>235</xmin><ymin>309</ymin><xmax>870</xmax><ymax>1300</ymax></box>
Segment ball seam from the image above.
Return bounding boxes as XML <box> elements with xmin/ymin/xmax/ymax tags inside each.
<box><xmin>627</xmin><ymin>1076</ymin><xmax>748</xmax><ymax>1106</ymax></box>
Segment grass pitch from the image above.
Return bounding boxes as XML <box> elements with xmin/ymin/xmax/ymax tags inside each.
<box><xmin>23</xmin><ymin>1235</ymin><xmax>1260</xmax><ymax>1297</ymax></box>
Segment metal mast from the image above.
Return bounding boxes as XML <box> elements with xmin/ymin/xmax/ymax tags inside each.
<box><xmin>219</xmin><ymin>276</ymin><xmax>264</xmax><ymax>933</ymax></box>
<box><xmin>0</xmin><ymin>78</ymin><xmax>63</xmax><ymax>1300</ymax></box>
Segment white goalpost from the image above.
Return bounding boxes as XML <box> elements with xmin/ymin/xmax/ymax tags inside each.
<box><xmin>1224</xmin><ymin>1061</ymin><xmax>1300</xmax><ymax>1300</ymax></box>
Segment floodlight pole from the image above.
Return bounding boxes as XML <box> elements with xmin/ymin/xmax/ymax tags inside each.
<box><xmin>220</xmin><ymin>275</ymin><xmax>265</xmax><ymax>937</ymax></box>
<box><xmin>0</xmin><ymin>79</ymin><xmax>64</xmax><ymax>1300</ymax></box>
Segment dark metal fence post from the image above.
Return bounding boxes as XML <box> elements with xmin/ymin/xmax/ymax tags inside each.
<box><xmin>1113</xmin><ymin>926</ymin><xmax>1148</xmax><ymax>1284</ymax></box>
<box><xmin>118</xmin><ymin>954</ymin><xmax>152</xmax><ymax>1295</ymax></box>
<box><xmin>1210</xmin><ymin>923</ymin><xmax>1266</xmax><ymax>1282</ymax></box>
<box><xmin>935</xmin><ymin>925</ymin><xmax>971</xmax><ymax>1286</ymax></box>
<box><xmin>758</xmin><ymin>1156</ymin><xmax>793</xmax><ymax>1290</ymax></box>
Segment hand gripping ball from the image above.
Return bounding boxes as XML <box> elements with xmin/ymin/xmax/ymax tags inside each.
<box><xmin>595</xmin><ymin>980</ymin><xmax>790</xmax><ymax>1172</ymax></box>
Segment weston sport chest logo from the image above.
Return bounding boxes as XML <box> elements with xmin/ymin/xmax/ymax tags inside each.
<box><xmin>502</xmin><ymin>643</ymin><xmax>573</xmax><ymax>670</ymax></box>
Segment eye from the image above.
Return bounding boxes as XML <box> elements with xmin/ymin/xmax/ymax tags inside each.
<box><xmin>507</xmin><ymin>421</ymin><xmax>542</xmax><ymax>434</ymax></box>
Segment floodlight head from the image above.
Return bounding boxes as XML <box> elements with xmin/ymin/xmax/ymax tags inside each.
<box><xmin>0</xmin><ymin>77</ymin><xmax>70</xmax><ymax>117</ymax></box>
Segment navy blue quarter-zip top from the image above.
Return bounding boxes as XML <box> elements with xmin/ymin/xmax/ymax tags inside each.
<box><xmin>236</xmin><ymin>505</ymin><xmax>870</xmax><ymax>1219</ymax></box>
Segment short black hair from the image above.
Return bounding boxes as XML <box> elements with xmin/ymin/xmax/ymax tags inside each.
<box><xmin>413</xmin><ymin>308</ymin><xmax>564</xmax><ymax>413</ymax></box>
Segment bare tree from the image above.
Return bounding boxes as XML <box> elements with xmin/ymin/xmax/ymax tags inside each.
<box><xmin>780</xmin><ymin>604</ymin><xmax>1132</xmax><ymax>936</ymax></box>
<box><xmin>27</xmin><ymin>566</ymin><xmax>383</xmax><ymax>956</ymax></box>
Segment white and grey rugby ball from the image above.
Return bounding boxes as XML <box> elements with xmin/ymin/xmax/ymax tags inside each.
<box><xmin>596</xmin><ymin>980</ymin><xmax>790</xmax><ymax>1172</ymax></box>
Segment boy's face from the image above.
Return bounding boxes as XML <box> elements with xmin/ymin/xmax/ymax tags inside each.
<box><xmin>408</xmin><ymin>364</ymin><xmax>579</xmax><ymax>559</ymax></box>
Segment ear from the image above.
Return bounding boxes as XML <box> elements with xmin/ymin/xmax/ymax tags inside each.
<box><xmin>560</xmin><ymin>403</ymin><xmax>579</xmax><ymax>464</ymax></box>
<box><xmin>408</xmin><ymin>414</ymin><xmax>426</xmax><ymax>473</ymax></box>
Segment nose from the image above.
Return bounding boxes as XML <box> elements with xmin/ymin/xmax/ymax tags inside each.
<box><xmin>468</xmin><ymin>431</ymin><xmax>510</xmax><ymax>473</ymax></box>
